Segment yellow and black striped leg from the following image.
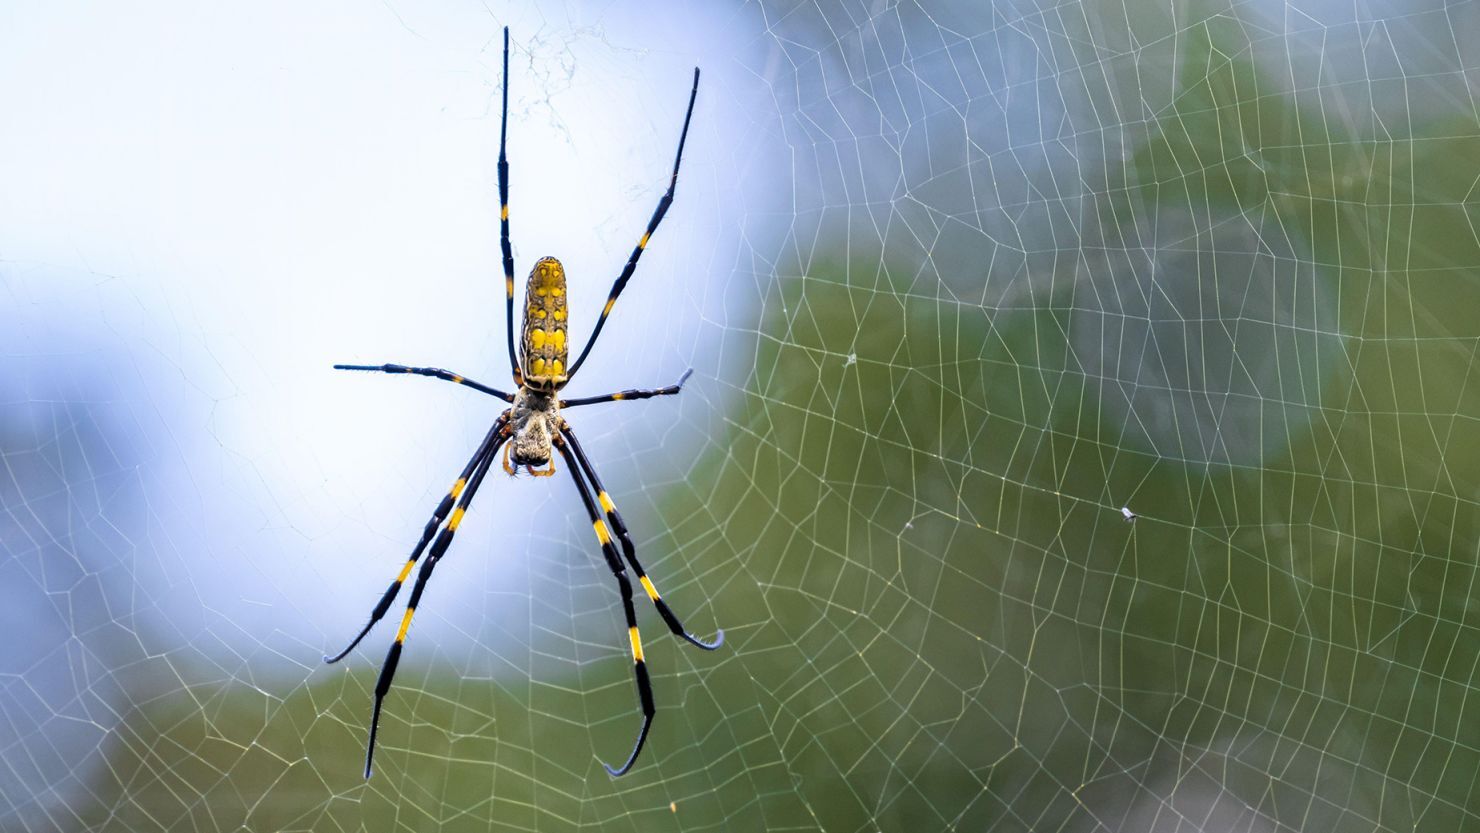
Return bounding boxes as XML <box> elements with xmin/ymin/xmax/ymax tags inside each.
<box><xmin>324</xmin><ymin>415</ymin><xmax>509</xmax><ymax>665</ymax></box>
<box><xmin>560</xmin><ymin>369</ymin><xmax>694</xmax><ymax>409</ymax></box>
<box><xmin>333</xmin><ymin>363</ymin><xmax>516</xmax><ymax>402</ymax></box>
<box><xmin>554</xmin><ymin>438</ymin><xmax>654</xmax><ymax>777</ymax></box>
<box><xmin>565</xmin><ymin>68</ymin><xmax>700</xmax><ymax>380</ymax></box>
<box><xmin>560</xmin><ymin>424</ymin><xmax>722</xmax><ymax>651</ymax></box>
<box><xmin>364</xmin><ymin>427</ymin><xmax>508</xmax><ymax>779</ymax></box>
<box><xmin>498</xmin><ymin>26</ymin><xmax>522</xmax><ymax>387</ymax></box>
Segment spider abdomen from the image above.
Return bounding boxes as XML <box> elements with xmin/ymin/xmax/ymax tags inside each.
<box><xmin>522</xmin><ymin>257</ymin><xmax>570</xmax><ymax>390</ymax></box>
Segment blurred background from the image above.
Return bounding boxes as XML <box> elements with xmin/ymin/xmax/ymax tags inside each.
<box><xmin>3</xmin><ymin>0</ymin><xmax>1480</xmax><ymax>830</ymax></box>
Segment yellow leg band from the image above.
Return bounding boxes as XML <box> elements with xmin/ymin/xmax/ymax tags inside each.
<box><xmin>598</xmin><ymin>491</ymin><xmax>615</xmax><ymax>513</ymax></box>
<box><xmin>396</xmin><ymin>558</ymin><xmax>416</xmax><ymax>583</ymax></box>
<box><xmin>639</xmin><ymin>232</ymin><xmax>650</xmax><ymax>249</ymax></box>
<box><xmin>501</xmin><ymin>204</ymin><xmax>509</xmax><ymax>220</ymax></box>
<box><xmin>628</xmin><ymin>626</ymin><xmax>644</xmax><ymax>662</ymax></box>
<box><xmin>450</xmin><ymin>477</ymin><xmax>467</xmax><ymax>499</ymax></box>
<box><xmin>593</xmin><ymin>519</ymin><xmax>611</xmax><ymax>545</ymax></box>
<box><xmin>640</xmin><ymin>575</ymin><xmax>659</xmax><ymax>601</ymax></box>
<box><xmin>395</xmin><ymin>607</ymin><xmax>416</xmax><ymax>642</ymax></box>
<box><xmin>449</xmin><ymin>507</ymin><xmax>466</xmax><ymax>530</ymax></box>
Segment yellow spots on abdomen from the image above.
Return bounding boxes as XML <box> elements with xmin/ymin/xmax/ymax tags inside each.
<box><xmin>521</xmin><ymin>257</ymin><xmax>570</xmax><ymax>390</ymax></box>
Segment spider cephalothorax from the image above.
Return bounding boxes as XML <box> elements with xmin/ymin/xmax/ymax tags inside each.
<box><xmin>506</xmin><ymin>385</ymin><xmax>560</xmax><ymax>474</ymax></box>
<box><xmin>326</xmin><ymin>27</ymin><xmax>722</xmax><ymax>783</ymax></box>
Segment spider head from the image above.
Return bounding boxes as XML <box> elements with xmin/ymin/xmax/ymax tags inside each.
<box><xmin>508</xmin><ymin>387</ymin><xmax>560</xmax><ymax>473</ymax></box>
<box><xmin>509</xmin><ymin>430</ymin><xmax>552</xmax><ymax>468</ymax></box>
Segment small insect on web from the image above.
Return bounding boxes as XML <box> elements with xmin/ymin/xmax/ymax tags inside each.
<box><xmin>325</xmin><ymin>27</ymin><xmax>723</xmax><ymax>780</ymax></box>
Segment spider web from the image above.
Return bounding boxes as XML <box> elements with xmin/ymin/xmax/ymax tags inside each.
<box><xmin>4</xmin><ymin>0</ymin><xmax>1480</xmax><ymax>831</ymax></box>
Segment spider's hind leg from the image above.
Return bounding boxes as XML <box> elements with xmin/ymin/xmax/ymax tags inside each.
<box><xmin>564</xmin><ymin>68</ymin><xmax>700</xmax><ymax>381</ymax></box>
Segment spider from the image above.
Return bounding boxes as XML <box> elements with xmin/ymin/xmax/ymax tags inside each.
<box><xmin>324</xmin><ymin>27</ymin><xmax>723</xmax><ymax>780</ymax></box>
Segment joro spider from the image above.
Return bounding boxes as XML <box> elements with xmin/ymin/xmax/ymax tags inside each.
<box><xmin>325</xmin><ymin>28</ymin><xmax>722</xmax><ymax>780</ymax></box>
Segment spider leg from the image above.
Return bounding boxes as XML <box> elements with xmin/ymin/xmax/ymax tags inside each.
<box><xmin>498</xmin><ymin>27</ymin><xmax>522</xmax><ymax>387</ymax></box>
<box><xmin>553</xmin><ymin>437</ymin><xmax>654</xmax><ymax>777</ymax></box>
<box><xmin>560</xmin><ymin>369</ymin><xmax>694</xmax><ymax>409</ymax></box>
<box><xmin>324</xmin><ymin>415</ymin><xmax>510</xmax><ymax>664</ymax></box>
<box><xmin>333</xmin><ymin>364</ymin><xmax>515</xmax><ymax>402</ymax></box>
<box><xmin>565</xmin><ymin>68</ymin><xmax>700</xmax><ymax>380</ymax></box>
<box><xmin>364</xmin><ymin>426</ymin><xmax>509</xmax><ymax>779</ymax></box>
<box><xmin>560</xmin><ymin>423</ymin><xmax>722</xmax><ymax>651</ymax></box>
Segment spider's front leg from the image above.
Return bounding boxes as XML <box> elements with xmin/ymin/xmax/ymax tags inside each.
<box><xmin>360</xmin><ymin>422</ymin><xmax>511</xmax><ymax>778</ymax></box>
<box><xmin>560</xmin><ymin>422</ymin><xmax>722</xmax><ymax>651</ymax></box>
<box><xmin>554</xmin><ymin>435</ymin><xmax>654</xmax><ymax>775</ymax></box>
<box><xmin>324</xmin><ymin>414</ymin><xmax>511</xmax><ymax>665</ymax></box>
